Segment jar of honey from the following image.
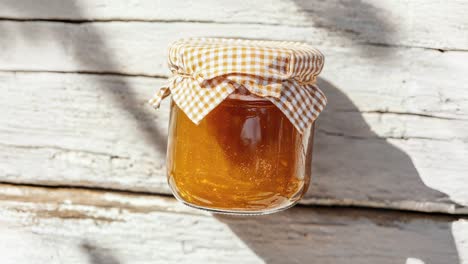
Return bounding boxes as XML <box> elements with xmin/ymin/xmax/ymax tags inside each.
<box><xmin>150</xmin><ymin>38</ymin><xmax>326</xmax><ymax>215</ymax></box>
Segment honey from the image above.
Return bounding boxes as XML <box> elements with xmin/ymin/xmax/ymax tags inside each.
<box><xmin>167</xmin><ymin>93</ymin><xmax>314</xmax><ymax>213</ymax></box>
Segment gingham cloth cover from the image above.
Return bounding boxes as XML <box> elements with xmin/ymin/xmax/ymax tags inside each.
<box><xmin>149</xmin><ymin>38</ymin><xmax>327</xmax><ymax>133</ymax></box>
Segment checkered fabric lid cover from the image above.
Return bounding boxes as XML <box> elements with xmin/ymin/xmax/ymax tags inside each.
<box><xmin>149</xmin><ymin>38</ymin><xmax>327</xmax><ymax>133</ymax></box>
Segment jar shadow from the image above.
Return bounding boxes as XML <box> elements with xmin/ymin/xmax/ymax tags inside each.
<box><xmin>309</xmin><ymin>78</ymin><xmax>457</xmax><ymax>208</ymax></box>
<box><xmin>213</xmin><ymin>77</ymin><xmax>461</xmax><ymax>263</ymax></box>
<box><xmin>214</xmin><ymin>206</ymin><xmax>460</xmax><ymax>263</ymax></box>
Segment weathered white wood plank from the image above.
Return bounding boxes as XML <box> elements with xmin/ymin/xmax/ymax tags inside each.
<box><xmin>0</xmin><ymin>184</ymin><xmax>466</xmax><ymax>264</ymax></box>
<box><xmin>0</xmin><ymin>0</ymin><xmax>467</xmax><ymax>50</ymax></box>
<box><xmin>1</xmin><ymin>72</ymin><xmax>467</xmax><ymax>213</ymax></box>
<box><xmin>1</xmin><ymin>11</ymin><xmax>467</xmax><ymax>213</ymax></box>
<box><xmin>0</xmin><ymin>20</ymin><xmax>466</xmax><ymax>76</ymax></box>
<box><xmin>1</xmin><ymin>72</ymin><xmax>169</xmax><ymax>192</ymax></box>
<box><xmin>1</xmin><ymin>21</ymin><xmax>467</xmax><ymax>119</ymax></box>
<box><xmin>0</xmin><ymin>21</ymin><xmax>348</xmax><ymax>75</ymax></box>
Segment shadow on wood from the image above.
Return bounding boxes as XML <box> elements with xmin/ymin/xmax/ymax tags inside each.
<box><xmin>309</xmin><ymin>78</ymin><xmax>458</xmax><ymax>208</ymax></box>
<box><xmin>81</xmin><ymin>241</ymin><xmax>121</xmax><ymax>264</ymax></box>
<box><xmin>216</xmin><ymin>206</ymin><xmax>461</xmax><ymax>264</ymax></box>
<box><xmin>292</xmin><ymin>0</ymin><xmax>396</xmax><ymax>58</ymax></box>
<box><xmin>215</xmin><ymin>78</ymin><xmax>462</xmax><ymax>263</ymax></box>
<box><xmin>0</xmin><ymin>1</ymin><xmax>168</xmax><ymax>155</ymax></box>
<box><xmin>0</xmin><ymin>1</ymin><xmax>463</xmax><ymax>262</ymax></box>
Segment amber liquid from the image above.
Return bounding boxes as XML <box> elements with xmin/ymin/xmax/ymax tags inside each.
<box><xmin>167</xmin><ymin>95</ymin><xmax>313</xmax><ymax>214</ymax></box>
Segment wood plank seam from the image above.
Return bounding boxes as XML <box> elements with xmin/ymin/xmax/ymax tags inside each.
<box><xmin>318</xmin><ymin>128</ymin><xmax>466</xmax><ymax>142</ymax></box>
<box><xmin>1</xmin><ymin>182</ymin><xmax>467</xmax><ymax>218</ymax></box>
<box><xmin>0</xmin><ymin>18</ymin><xmax>466</xmax><ymax>52</ymax></box>
<box><xmin>1</xmin><ymin>69</ymin><xmax>465</xmax><ymax>125</ymax></box>
<box><xmin>0</xmin><ymin>69</ymin><xmax>167</xmax><ymax>78</ymax></box>
<box><xmin>0</xmin><ymin>182</ymin><xmax>174</xmax><ymax>199</ymax></box>
<box><xmin>0</xmin><ymin>17</ymin><xmax>300</xmax><ymax>27</ymax></box>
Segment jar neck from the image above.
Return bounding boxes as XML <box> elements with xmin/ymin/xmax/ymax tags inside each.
<box><xmin>226</xmin><ymin>87</ymin><xmax>270</xmax><ymax>102</ymax></box>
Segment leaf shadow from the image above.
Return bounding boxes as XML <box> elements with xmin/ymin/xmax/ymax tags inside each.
<box><xmin>292</xmin><ymin>0</ymin><xmax>398</xmax><ymax>58</ymax></box>
<box><xmin>0</xmin><ymin>1</ymin><xmax>463</xmax><ymax>263</ymax></box>
<box><xmin>81</xmin><ymin>240</ymin><xmax>121</xmax><ymax>264</ymax></box>
<box><xmin>0</xmin><ymin>1</ymin><xmax>167</xmax><ymax>154</ymax></box>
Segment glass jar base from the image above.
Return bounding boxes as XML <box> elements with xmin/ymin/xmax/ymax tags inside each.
<box><xmin>169</xmin><ymin>188</ymin><xmax>300</xmax><ymax>216</ymax></box>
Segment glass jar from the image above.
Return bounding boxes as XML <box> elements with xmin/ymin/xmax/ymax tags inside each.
<box><xmin>149</xmin><ymin>37</ymin><xmax>326</xmax><ymax>215</ymax></box>
<box><xmin>166</xmin><ymin>90</ymin><xmax>315</xmax><ymax>215</ymax></box>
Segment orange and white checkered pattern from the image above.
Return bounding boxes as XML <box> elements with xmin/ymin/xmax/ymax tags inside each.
<box><xmin>149</xmin><ymin>38</ymin><xmax>326</xmax><ymax>133</ymax></box>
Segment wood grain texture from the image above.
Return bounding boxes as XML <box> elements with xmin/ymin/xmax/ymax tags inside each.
<box><xmin>0</xmin><ymin>0</ymin><xmax>467</xmax><ymax>50</ymax></box>
<box><xmin>0</xmin><ymin>3</ymin><xmax>467</xmax><ymax>214</ymax></box>
<box><xmin>1</xmin><ymin>72</ymin><xmax>467</xmax><ymax>214</ymax></box>
<box><xmin>0</xmin><ymin>1</ymin><xmax>467</xmax><ymax>262</ymax></box>
<box><xmin>0</xmin><ymin>184</ymin><xmax>467</xmax><ymax>264</ymax></box>
<box><xmin>1</xmin><ymin>20</ymin><xmax>468</xmax><ymax>80</ymax></box>
<box><xmin>0</xmin><ymin>21</ymin><xmax>467</xmax><ymax>118</ymax></box>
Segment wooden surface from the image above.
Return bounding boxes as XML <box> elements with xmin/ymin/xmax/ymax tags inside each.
<box><xmin>0</xmin><ymin>0</ymin><xmax>467</xmax><ymax>262</ymax></box>
<box><xmin>1</xmin><ymin>0</ymin><xmax>467</xmax><ymax>50</ymax></box>
<box><xmin>1</xmin><ymin>184</ymin><xmax>467</xmax><ymax>264</ymax></box>
<box><xmin>1</xmin><ymin>37</ymin><xmax>467</xmax><ymax>213</ymax></box>
<box><xmin>2</xmin><ymin>71</ymin><xmax>468</xmax><ymax>214</ymax></box>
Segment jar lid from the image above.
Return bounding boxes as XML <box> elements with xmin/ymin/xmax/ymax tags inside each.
<box><xmin>149</xmin><ymin>37</ymin><xmax>327</xmax><ymax>133</ymax></box>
